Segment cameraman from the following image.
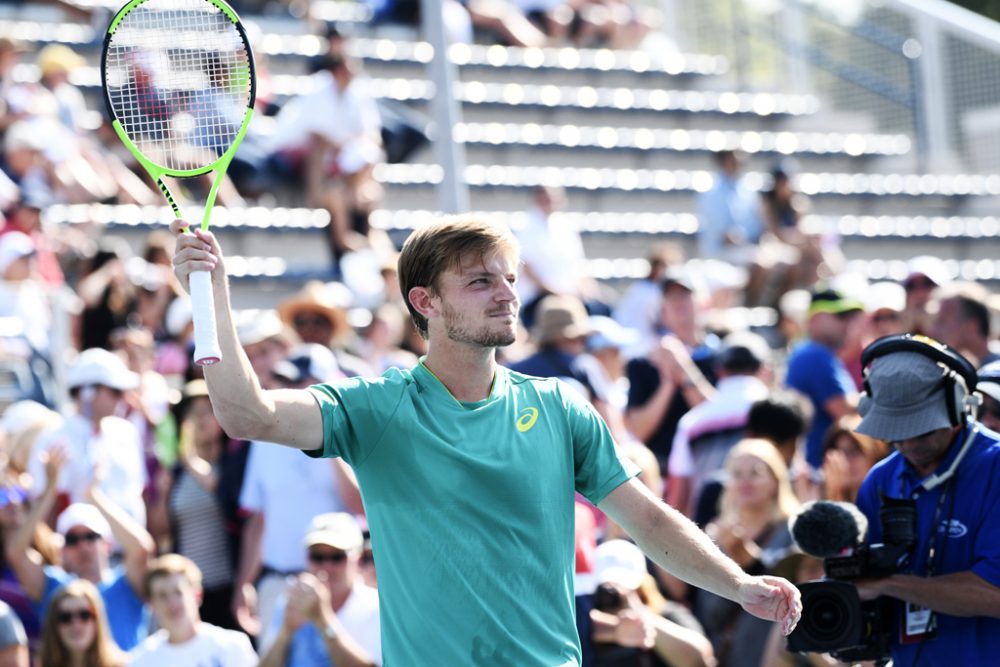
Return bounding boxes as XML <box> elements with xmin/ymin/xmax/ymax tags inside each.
<box><xmin>850</xmin><ymin>337</ymin><xmax>1000</xmax><ymax>666</ymax></box>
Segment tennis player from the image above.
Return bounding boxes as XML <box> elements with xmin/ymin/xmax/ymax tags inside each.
<box><xmin>170</xmin><ymin>216</ymin><xmax>801</xmax><ymax>665</ymax></box>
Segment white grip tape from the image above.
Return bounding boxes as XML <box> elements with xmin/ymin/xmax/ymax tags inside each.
<box><xmin>190</xmin><ymin>270</ymin><xmax>222</xmax><ymax>366</ymax></box>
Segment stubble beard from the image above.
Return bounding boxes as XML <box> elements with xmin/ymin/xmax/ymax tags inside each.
<box><xmin>442</xmin><ymin>303</ymin><xmax>517</xmax><ymax>348</ymax></box>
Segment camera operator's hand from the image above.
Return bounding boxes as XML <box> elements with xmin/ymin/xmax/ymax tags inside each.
<box><xmin>614</xmin><ymin>608</ymin><xmax>656</xmax><ymax>650</ymax></box>
<box><xmin>853</xmin><ymin>577</ymin><xmax>889</xmax><ymax>602</ymax></box>
<box><xmin>738</xmin><ymin>575</ymin><xmax>802</xmax><ymax>636</ymax></box>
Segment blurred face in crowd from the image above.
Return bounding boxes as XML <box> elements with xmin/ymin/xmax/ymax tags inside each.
<box><xmin>660</xmin><ymin>284</ymin><xmax>696</xmax><ymax>344</ymax></box>
<box><xmin>827</xmin><ymin>432</ymin><xmax>873</xmax><ymax>492</ymax></box>
<box><xmin>55</xmin><ymin>594</ymin><xmax>96</xmax><ymax>654</ymax></box>
<box><xmin>186</xmin><ymin>396</ymin><xmax>222</xmax><ymax>447</ymax></box>
<box><xmin>148</xmin><ymin>573</ymin><xmax>200</xmax><ymax>635</ymax></box>
<box><xmin>61</xmin><ymin>525</ymin><xmax>108</xmax><ymax>581</ymax></box>
<box><xmin>77</xmin><ymin>385</ymin><xmax>124</xmax><ymax>423</ymax></box>
<box><xmin>292</xmin><ymin>309</ymin><xmax>335</xmax><ymax>346</ymax></box>
<box><xmin>979</xmin><ymin>395</ymin><xmax>1000</xmax><ymax>432</ymax></box>
<box><xmin>728</xmin><ymin>453</ymin><xmax>778</xmax><ymax>510</ymax></box>
<box><xmin>929</xmin><ymin>297</ymin><xmax>971</xmax><ymax>350</ymax></box>
<box><xmin>809</xmin><ymin>311</ymin><xmax>857</xmax><ymax>350</ymax></box>
<box><xmin>904</xmin><ymin>274</ymin><xmax>936</xmax><ymax>310</ymax></box>
<box><xmin>425</xmin><ymin>251</ymin><xmax>519</xmax><ymax>349</ymax></box>
<box><xmin>244</xmin><ymin>339</ymin><xmax>287</xmax><ymax>389</ymax></box>
<box><xmin>868</xmin><ymin>308</ymin><xmax>903</xmax><ymax>339</ymax></box>
<box><xmin>307</xmin><ymin>544</ymin><xmax>359</xmax><ymax>598</ymax></box>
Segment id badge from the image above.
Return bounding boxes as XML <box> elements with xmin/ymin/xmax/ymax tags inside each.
<box><xmin>900</xmin><ymin>602</ymin><xmax>937</xmax><ymax>644</ymax></box>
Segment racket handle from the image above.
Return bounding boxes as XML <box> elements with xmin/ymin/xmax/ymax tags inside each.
<box><xmin>190</xmin><ymin>270</ymin><xmax>223</xmax><ymax>366</ymax></box>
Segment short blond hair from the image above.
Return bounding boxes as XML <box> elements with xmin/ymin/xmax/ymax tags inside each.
<box><xmin>397</xmin><ymin>216</ymin><xmax>519</xmax><ymax>338</ymax></box>
<box><xmin>144</xmin><ymin>553</ymin><xmax>203</xmax><ymax>599</ymax></box>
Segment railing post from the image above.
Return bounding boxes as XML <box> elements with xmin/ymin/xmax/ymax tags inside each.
<box><xmin>913</xmin><ymin>13</ymin><xmax>958</xmax><ymax>172</ymax></box>
<box><xmin>421</xmin><ymin>0</ymin><xmax>469</xmax><ymax>213</ymax></box>
<box><xmin>782</xmin><ymin>2</ymin><xmax>811</xmax><ymax>94</ymax></box>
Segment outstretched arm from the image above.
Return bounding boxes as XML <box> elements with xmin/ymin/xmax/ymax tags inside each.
<box><xmin>599</xmin><ymin>477</ymin><xmax>802</xmax><ymax>635</ymax></box>
<box><xmin>84</xmin><ymin>478</ymin><xmax>155</xmax><ymax>597</ymax></box>
<box><xmin>170</xmin><ymin>219</ymin><xmax>324</xmax><ymax>449</ymax></box>
<box><xmin>5</xmin><ymin>449</ymin><xmax>65</xmax><ymax>602</ymax></box>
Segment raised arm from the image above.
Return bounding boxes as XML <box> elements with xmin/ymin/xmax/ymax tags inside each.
<box><xmin>5</xmin><ymin>449</ymin><xmax>65</xmax><ymax>602</ymax></box>
<box><xmin>170</xmin><ymin>219</ymin><xmax>324</xmax><ymax>449</ymax></box>
<box><xmin>599</xmin><ymin>477</ymin><xmax>802</xmax><ymax>635</ymax></box>
<box><xmin>84</xmin><ymin>477</ymin><xmax>155</xmax><ymax>597</ymax></box>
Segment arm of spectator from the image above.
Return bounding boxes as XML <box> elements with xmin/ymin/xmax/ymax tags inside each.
<box><xmin>5</xmin><ymin>448</ymin><xmax>65</xmax><ymax>602</ymax></box>
<box><xmin>171</xmin><ymin>219</ymin><xmax>326</xmax><ymax>450</ymax></box>
<box><xmin>332</xmin><ymin>460</ymin><xmax>365</xmax><ymax>517</ymax></box>
<box><xmin>646</xmin><ymin>612</ymin><xmax>715</xmax><ymax>667</ymax></box>
<box><xmin>233</xmin><ymin>511</ymin><xmax>264</xmax><ymax>636</ymax></box>
<box><xmin>84</xmin><ymin>475</ymin><xmax>155</xmax><ymax>598</ymax></box>
<box><xmin>600</xmin><ymin>477</ymin><xmax>801</xmax><ymax>635</ymax></box>
<box><xmin>304</xmin><ymin>573</ymin><xmax>377</xmax><ymax>667</ymax></box>
<box><xmin>856</xmin><ymin>571</ymin><xmax>1000</xmax><ymax>618</ymax></box>
<box><xmin>665</xmin><ymin>474</ymin><xmax>691</xmax><ymax>516</ymax></box>
<box><xmin>822</xmin><ymin>395</ymin><xmax>856</xmax><ymax>422</ymax></box>
<box><xmin>75</xmin><ymin>257</ymin><xmax>124</xmax><ymax>308</ymax></box>
<box><xmin>589</xmin><ymin>608</ymin><xmax>654</xmax><ymax>648</ymax></box>
<box><xmin>624</xmin><ymin>363</ymin><xmax>677</xmax><ymax>444</ymax></box>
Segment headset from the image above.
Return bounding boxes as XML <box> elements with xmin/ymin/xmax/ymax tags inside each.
<box><xmin>860</xmin><ymin>333</ymin><xmax>980</xmax><ymax>427</ymax></box>
<box><xmin>862</xmin><ymin>334</ymin><xmax>983</xmax><ymax>494</ymax></box>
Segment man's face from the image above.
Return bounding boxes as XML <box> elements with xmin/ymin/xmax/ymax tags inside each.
<box><xmin>244</xmin><ymin>339</ymin><xmax>286</xmax><ymax>389</ymax></box>
<box><xmin>430</xmin><ymin>252</ymin><xmax>519</xmax><ymax>348</ymax></box>
<box><xmin>904</xmin><ymin>275</ymin><xmax>936</xmax><ymax>310</ymax></box>
<box><xmin>61</xmin><ymin>526</ymin><xmax>107</xmax><ymax>578</ymax></box>
<box><xmin>891</xmin><ymin>426</ymin><xmax>960</xmax><ymax>473</ymax></box>
<box><xmin>660</xmin><ymin>285</ymin><xmax>695</xmax><ymax>336</ymax></box>
<box><xmin>979</xmin><ymin>395</ymin><xmax>1000</xmax><ymax>432</ymax></box>
<box><xmin>307</xmin><ymin>545</ymin><xmax>357</xmax><ymax>595</ymax></box>
<box><xmin>148</xmin><ymin>573</ymin><xmax>200</xmax><ymax>633</ymax></box>
<box><xmin>929</xmin><ymin>298</ymin><xmax>966</xmax><ymax>350</ymax></box>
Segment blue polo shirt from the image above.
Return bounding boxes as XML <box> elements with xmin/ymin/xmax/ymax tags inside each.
<box><xmin>785</xmin><ymin>339</ymin><xmax>856</xmax><ymax>468</ymax></box>
<box><xmin>855</xmin><ymin>424</ymin><xmax>1000</xmax><ymax>666</ymax></box>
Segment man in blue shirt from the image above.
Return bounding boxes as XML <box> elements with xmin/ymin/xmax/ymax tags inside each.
<box><xmin>852</xmin><ymin>341</ymin><xmax>1000</xmax><ymax>666</ymax></box>
<box><xmin>785</xmin><ymin>287</ymin><xmax>861</xmax><ymax>469</ymax></box>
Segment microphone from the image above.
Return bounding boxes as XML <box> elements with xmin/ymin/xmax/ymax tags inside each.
<box><xmin>789</xmin><ymin>500</ymin><xmax>869</xmax><ymax>559</ymax></box>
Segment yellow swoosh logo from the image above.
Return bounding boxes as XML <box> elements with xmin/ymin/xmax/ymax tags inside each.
<box><xmin>516</xmin><ymin>407</ymin><xmax>539</xmax><ymax>433</ymax></box>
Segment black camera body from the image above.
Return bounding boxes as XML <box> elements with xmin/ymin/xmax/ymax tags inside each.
<box><xmin>787</xmin><ymin>495</ymin><xmax>917</xmax><ymax>664</ymax></box>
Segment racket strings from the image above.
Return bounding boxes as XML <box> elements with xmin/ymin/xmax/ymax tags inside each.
<box><xmin>105</xmin><ymin>0</ymin><xmax>251</xmax><ymax>172</ymax></box>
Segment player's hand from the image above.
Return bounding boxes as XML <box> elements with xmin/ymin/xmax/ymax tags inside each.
<box><xmin>738</xmin><ymin>575</ymin><xmax>802</xmax><ymax>635</ymax></box>
<box><xmin>170</xmin><ymin>218</ymin><xmax>223</xmax><ymax>291</ymax></box>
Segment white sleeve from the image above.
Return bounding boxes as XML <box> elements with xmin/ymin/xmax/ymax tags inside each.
<box><xmin>238</xmin><ymin>443</ymin><xmax>264</xmax><ymax>513</ymax></box>
<box><xmin>667</xmin><ymin>416</ymin><xmax>695</xmax><ymax>478</ymax></box>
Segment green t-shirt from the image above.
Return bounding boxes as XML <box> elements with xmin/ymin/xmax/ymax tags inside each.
<box><xmin>306</xmin><ymin>362</ymin><xmax>638</xmax><ymax>666</ymax></box>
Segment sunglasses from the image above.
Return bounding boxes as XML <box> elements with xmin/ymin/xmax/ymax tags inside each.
<box><xmin>64</xmin><ymin>532</ymin><xmax>102</xmax><ymax>547</ymax></box>
<box><xmin>308</xmin><ymin>550</ymin><xmax>348</xmax><ymax>565</ymax></box>
<box><xmin>0</xmin><ymin>486</ymin><xmax>26</xmax><ymax>507</ymax></box>
<box><xmin>56</xmin><ymin>609</ymin><xmax>95</xmax><ymax>626</ymax></box>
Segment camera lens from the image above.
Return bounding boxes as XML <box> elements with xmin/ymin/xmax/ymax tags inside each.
<box><xmin>787</xmin><ymin>581</ymin><xmax>864</xmax><ymax>653</ymax></box>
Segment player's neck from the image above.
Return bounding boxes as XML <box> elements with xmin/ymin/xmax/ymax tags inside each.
<box><xmin>422</xmin><ymin>345</ymin><xmax>497</xmax><ymax>403</ymax></box>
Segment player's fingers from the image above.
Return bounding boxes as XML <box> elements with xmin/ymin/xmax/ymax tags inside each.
<box><xmin>169</xmin><ymin>218</ymin><xmax>195</xmax><ymax>235</ymax></box>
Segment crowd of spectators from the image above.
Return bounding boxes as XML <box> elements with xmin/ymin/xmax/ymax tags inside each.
<box><xmin>0</xmin><ymin>9</ymin><xmax>998</xmax><ymax>667</ymax></box>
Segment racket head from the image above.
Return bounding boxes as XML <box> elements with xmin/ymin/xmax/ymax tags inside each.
<box><xmin>101</xmin><ymin>0</ymin><xmax>256</xmax><ymax>179</ymax></box>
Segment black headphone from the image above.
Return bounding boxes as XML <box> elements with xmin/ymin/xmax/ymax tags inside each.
<box><xmin>861</xmin><ymin>334</ymin><xmax>980</xmax><ymax>426</ymax></box>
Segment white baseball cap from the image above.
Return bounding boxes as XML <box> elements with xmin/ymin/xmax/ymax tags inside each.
<box><xmin>594</xmin><ymin>539</ymin><xmax>647</xmax><ymax>590</ymax></box>
<box><xmin>66</xmin><ymin>348</ymin><xmax>139</xmax><ymax>392</ymax></box>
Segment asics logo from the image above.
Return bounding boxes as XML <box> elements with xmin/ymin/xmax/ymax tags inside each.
<box><xmin>516</xmin><ymin>407</ymin><xmax>539</xmax><ymax>432</ymax></box>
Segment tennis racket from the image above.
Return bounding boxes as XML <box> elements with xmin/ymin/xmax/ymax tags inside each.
<box><xmin>102</xmin><ymin>0</ymin><xmax>256</xmax><ymax>365</ymax></box>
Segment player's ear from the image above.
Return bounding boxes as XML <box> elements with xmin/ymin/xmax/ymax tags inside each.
<box><xmin>408</xmin><ymin>286</ymin><xmax>438</xmax><ymax>320</ymax></box>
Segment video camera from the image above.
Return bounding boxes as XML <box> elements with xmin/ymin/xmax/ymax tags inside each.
<box><xmin>785</xmin><ymin>496</ymin><xmax>916</xmax><ymax>664</ymax></box>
